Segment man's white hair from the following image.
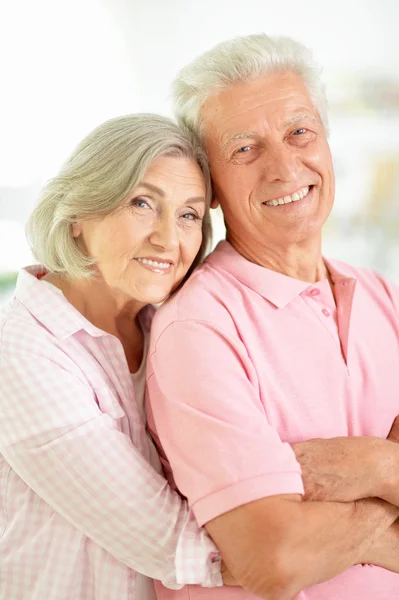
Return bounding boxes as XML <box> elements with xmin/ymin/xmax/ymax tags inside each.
<box><xmin>172</xmin><ymin>33</ymin><xmax>329</xmax><ymax>138</ymax></box>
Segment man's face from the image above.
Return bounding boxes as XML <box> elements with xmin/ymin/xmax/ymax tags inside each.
<box><xmin>201</xmin><ymin>71</ymin><xmax>335</xmax><ymax>258</ymax></box>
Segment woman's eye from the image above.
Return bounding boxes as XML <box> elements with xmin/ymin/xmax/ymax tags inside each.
<box><xmin>131</xmin><ymin>197</ymin><xmax>150</xmax><ymax>209</ymax></box>
<box><xmin>181</xmin><ymin>212</ymin><xmax>200</xmax><ymax>221</ymax></box>
<box><xmin>293</xmin><ymin>128</ymin><xmax>307</xmax><ymax>136</ymax></box>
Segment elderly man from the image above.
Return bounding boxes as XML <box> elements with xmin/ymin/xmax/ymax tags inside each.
<box><xmin>146</xmin><ymin>34</ymin><xmax>399</xmax><ymax>599</ymax></box>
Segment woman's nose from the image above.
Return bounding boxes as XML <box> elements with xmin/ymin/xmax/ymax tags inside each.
<box><xmin>148</xmin><ymin>216</ymin><xmax>179</xmax><ymax>251</ymax></box>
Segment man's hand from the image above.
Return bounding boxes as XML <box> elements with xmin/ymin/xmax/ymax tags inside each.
<box><xmin>293</xmin><ymin>436</ymin><xmax>390</xmax><ymax>503</ymax></box>
<box><xmin>221</xmin><ymin>561</ymin><xmax>238</xmax><ymax>586</ymax></box>
<box><xmin>294</xmin><ymin>426</ymin><xmax>399</xmax><ymax>506</ymax></box>
<box><xmin>361</xmin><ymin>518</ymin><xmax>399</xmax><ymax>573</ymax></box>
<box><xmin>388</xmin><ymin>416</ymin><xmax>399</xmax><ymax>443</ymax></box>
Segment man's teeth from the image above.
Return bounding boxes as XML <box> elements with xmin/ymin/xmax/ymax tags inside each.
<box><xmin>136</xmin><ymin>258</ymin><xmax>171</xmax><ymax>268</ymax></box>
<box><xmin>264</xmin><ymin>186</ymin><xmax>310</xmax><ymax>207</ymax></box>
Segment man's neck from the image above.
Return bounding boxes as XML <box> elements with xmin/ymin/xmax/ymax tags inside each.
<box><xmin>226</xmin><ymin>231</ymin><xmax>328</xmax><ymax>284</ymax></box>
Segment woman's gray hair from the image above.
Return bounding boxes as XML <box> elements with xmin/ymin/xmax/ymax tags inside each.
<box><xmin>27</xmin><ymin>114</ymin><xmax>212</xmax><ymax>279</ymax></box>
<box><xmin>172</xmin><ymin>33</ymin><xmax>329</xmax><ymax>138</ymax></box>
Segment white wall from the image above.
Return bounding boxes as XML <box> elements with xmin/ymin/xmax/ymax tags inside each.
<box><xmin>1</xmin><ymin>0</ymin><xmax>399</xmax><ymax>276</ymax></box>
<box><xmin>0</xmin><ymin>0</ymin><xmax>141</xmax><ymax>189</ymax></box>
<box><xmin>107</xmin><ymin>0</ymin><xmax>399</xmax><ymax>113</ymax></box>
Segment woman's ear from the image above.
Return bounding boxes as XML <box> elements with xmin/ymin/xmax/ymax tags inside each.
<box><xmin>71</xmin><ymin>221</ymin><xmax>82</xmax><ymax>238</ymax></box>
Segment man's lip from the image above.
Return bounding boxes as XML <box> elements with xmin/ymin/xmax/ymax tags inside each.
<box><xmin>262</xmin><ymin>184</ymin><xmax>314</xmax><ymax>205</ymax></box>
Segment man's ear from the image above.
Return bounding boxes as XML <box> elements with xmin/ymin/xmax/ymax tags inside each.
<box><xmin>210</xmin><ymin>192</ymin><xmax>220</xmax><ymax>209</ymax></box>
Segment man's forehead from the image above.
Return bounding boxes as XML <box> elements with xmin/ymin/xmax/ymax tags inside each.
<box><xmin>201</xmin><ymin>72</ymin><xmax>317</xmax><ymax>140</ymax></box>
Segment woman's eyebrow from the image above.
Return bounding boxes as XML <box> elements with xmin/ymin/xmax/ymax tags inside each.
<box><xmin>184</xmin><ymin>197</ymin><xmax>206</xmax><ymax>205</ymax></box>
<box><xmin>138</xmin><ymin>182</ymin><xmax>165</xmax><ymax>197</ymax></box>
<box><xmin>137</xmin><ymin>184</ymin><xmax>205</xmax><ymax>206</ymax></box>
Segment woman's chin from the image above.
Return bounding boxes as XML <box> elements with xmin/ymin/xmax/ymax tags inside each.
<box><xmin>127</xmin><ymin>275</ymin><xmax>188</xmax><ymax>307</ymax></box>
<box><xmin>137</xmin><ymin>287</ymin><xmax>173</xmax><ymax>307</ymax></box>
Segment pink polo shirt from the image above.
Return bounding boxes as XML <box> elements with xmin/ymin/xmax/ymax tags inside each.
<box><xmin>147</xmin><ymin>240</ymin><xmax>399</xmax><ymax>600</ymax></box>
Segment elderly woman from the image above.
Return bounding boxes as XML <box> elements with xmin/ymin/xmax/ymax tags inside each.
<box><xmin>0</xmin><ymin>114</ymin><xmax>226</xmax><ymax>600</ymax></box>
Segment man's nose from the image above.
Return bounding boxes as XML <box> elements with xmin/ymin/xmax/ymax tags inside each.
<box><xmin>263</xmin><ymin>145</ymin><xmax>300</xmax><ymax>183</ymax></box>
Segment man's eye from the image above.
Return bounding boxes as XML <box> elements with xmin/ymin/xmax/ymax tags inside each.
<box><xmin>293</xmin><ymin>128</ymin><xmax>307</xmax><ymax>136</ymax></box>
<box><xmin>236</xmin><ymin>145</ymin><xmax>252</xmax><ymax>153</ymax></box>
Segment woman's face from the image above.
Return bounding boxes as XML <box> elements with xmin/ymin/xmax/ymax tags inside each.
<box><xmin>73</xmin><ymin>155</ymin><xmax>207</xmax><ymax>305</ymax></box>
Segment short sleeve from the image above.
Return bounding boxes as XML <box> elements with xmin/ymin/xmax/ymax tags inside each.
<box><xmin>147</xmin><ymin>319</ymin><xmax>303</xmax><ymax>527</ymax></box>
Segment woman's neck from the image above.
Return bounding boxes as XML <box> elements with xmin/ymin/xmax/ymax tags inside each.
<box><xmin>43</xmin><ymin>273</ymin><xmax>145</xmax><ymax>371</ymax></box>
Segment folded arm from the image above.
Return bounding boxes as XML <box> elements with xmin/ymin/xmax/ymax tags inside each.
<box><xmin>147</xmin><ymin>319</ymin><xmax>398</xmax><ymax>599</ymax></box>
<box><xmin>206</xmin><ymin>494</ymin><xmax>398</xmax><ymax>600</ymax></box>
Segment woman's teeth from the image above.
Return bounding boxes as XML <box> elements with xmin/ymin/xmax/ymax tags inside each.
<box><xmin>136</xmin><ymin>258</ymin><xmax>171</xmax><ymax>269</ymax></box>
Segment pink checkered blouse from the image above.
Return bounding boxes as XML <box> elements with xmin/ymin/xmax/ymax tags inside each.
<box><xmin>0</xmin><ymin>266</ymin><xmax>221</xmax><ymax>600</ymax></box>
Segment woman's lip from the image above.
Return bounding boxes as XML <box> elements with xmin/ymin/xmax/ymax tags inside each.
<box><xmin>135</xmin><ymin>256</ymin><xmax>174</xmax><ymax>265</ymax></box>
<box><xmin>134</xmin><ymin>258</ymin><xmax>173</xmax><ymax>275</ymax></box>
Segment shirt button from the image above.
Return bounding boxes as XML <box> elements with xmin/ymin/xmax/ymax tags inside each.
<box><xmin>322</xmin><ymin>308</ymin><xmax>330</xmax><ymax>317</ymax></box>
<box><xmin>310</xmin><ymin>288</ymin><xmax>320</xmax><ymax>297</ymax></box>
<box><xmin>210</xmin><ymin>553</ymin><xmax>221</xmax><ymax>564</ymax></box>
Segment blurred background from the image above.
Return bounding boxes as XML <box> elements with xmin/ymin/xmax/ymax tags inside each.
<box><xmin>1</xmin><ymin>0</ymin><xmax>399</xmax><ymax>303</ymax></box>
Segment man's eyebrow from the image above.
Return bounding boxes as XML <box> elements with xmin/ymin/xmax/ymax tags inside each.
<box><xmin>223</xmin><ymin>131</ymin><xmax>258</xmax><ymax>151</ymax></box>
<box><xmin>222</xmin><ymin>114</ymin><xmax>318</xmax><ymax>150</ymax></box>
<box><xmin>221</xmin><ymin>113</ymin><xmax>320</xmax><ymax>153</ymax></box>
<box><xmin>282</xmin><ymin>113</ymin><xmax>319</xmax><ymax>128</ymax></box>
